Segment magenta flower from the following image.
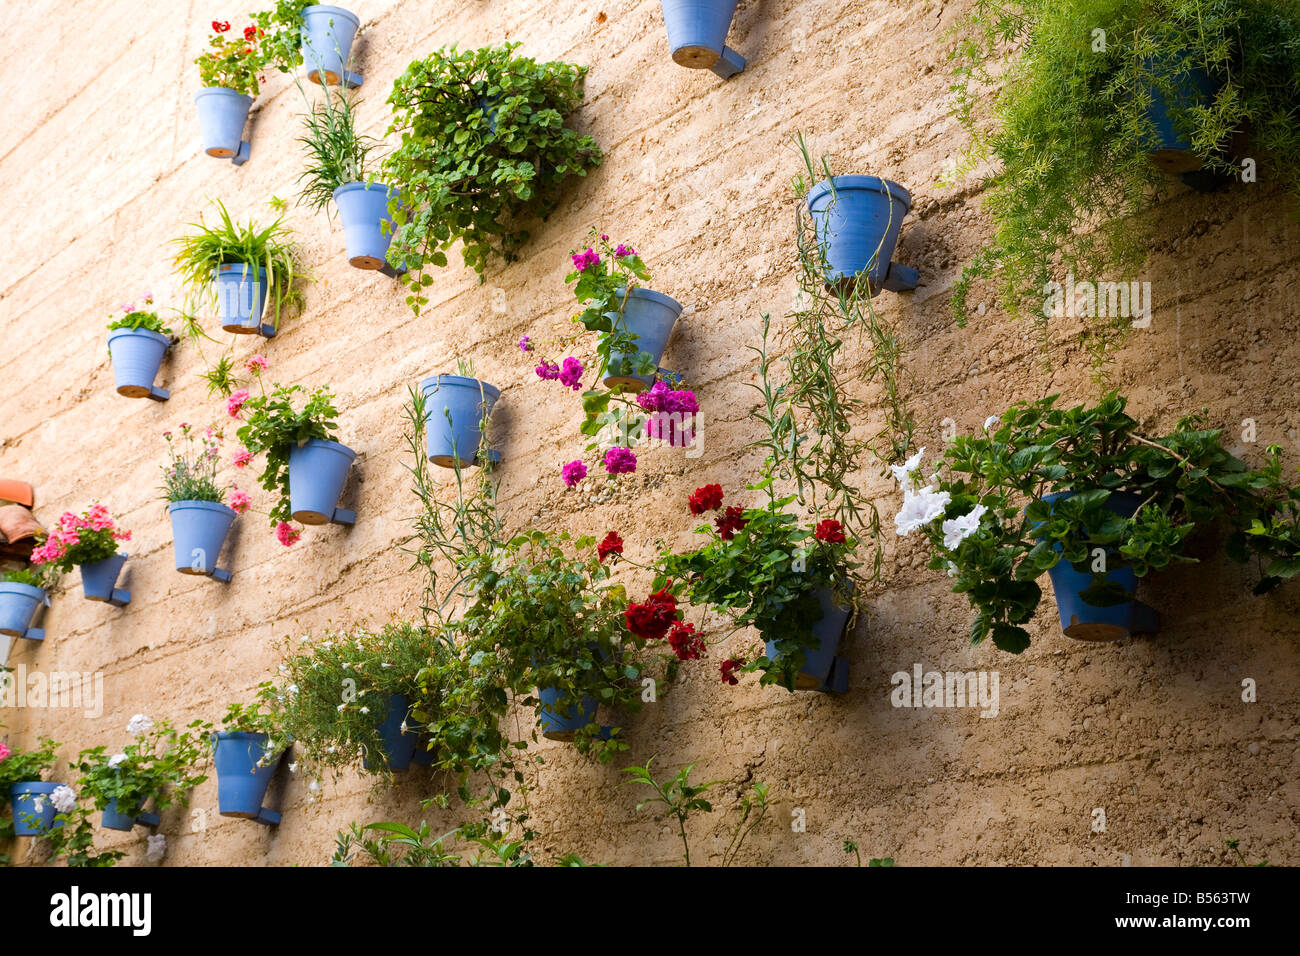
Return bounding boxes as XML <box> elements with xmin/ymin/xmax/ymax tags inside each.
<box><xmin>604</xmin><ymin>446</ymin><xmax>637</xmax><ymax>475</ymax></box>
<box><xmin>121</xmin><ymin>302</ymin><xmax>136</xmax><ymax>313</ymax></box>
<box><xmin>558</xmin><ymin>357</ymin><xmax>584</xmax><ymax>390</ymax></box>
<box><xmin>614</xmin><ymin>244</ymin><xmax>636</xmax><ymax>259</ymax></box>
<box><xmin>519</xmin><ymin>336</ymin><xmax>532</xmax><ymax>352</ymax></box>
<box><xmin>246</xmin><ymin>354</ymin><xmax>268</xmax><ymax>373</ymax></box>
<box><xmin>665</xmin><ymin>389</ymin><xmax>699</xmax><ymax>414</ymax></box>
<box><xmin>275</xmin><ymin>521</ymin><xmax>302</xmax><ymax>547</ymax></box>
<box><xmin>535</xmin><ymin>361</ymin><xmax>560</xmax><ymax>381</ymax></box>
<box><xmin>561</xmin><ymin>460</ymin><xmax>588</xmax><ymax>487</ymax></box>
<box><xmin>227</xmin><ymin>389</ymin><xmax>250</xmax><ymax>418</ymax></box>
<box><xmin>229</xmin><ymin>487</ymin><xmax>251</xmax><ymax>515</ymax></box>
<box><xmin>571</xmin><ymin>248</ymin><xmax>601</xmax><ymax>273</ymax></box>
<box><xmin>0</xmin><ymin>742</ymin><xmax>10</xmax><ymax>761</ymax></box>
<box><xmin>637</xmin><ymin>381</ymin><xmax>670</xmax><ymax>412</ymax></box>
<box><xmin>233</xmin><ymin>447</ymin><xmax>253</xmax><ymax>469</ymax></box>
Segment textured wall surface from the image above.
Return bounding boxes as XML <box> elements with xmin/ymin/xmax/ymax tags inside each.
<box><xmin>2</xmin><ymin>0</ymin><xmax>1298</xmax><ymax>867</ymax></box>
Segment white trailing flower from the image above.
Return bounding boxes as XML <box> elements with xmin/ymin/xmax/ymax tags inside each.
<box><xmin>337</xmin><ymin>703</ymin><xmax>346</xmax><ymax>712</ymax></box>
<box><xmin>942</xmin><ymin>504</ymin><xmax>989</xmax><ymax>549</ymax></box>
<box><xmin>32</xmin><ymin>795</ymin><xmax>46</xmax><ymax>813</ymax></box>
<box><xmin>288</xmin><ymin>684</ymin><xmax>299</xmax><ymax>695</ymax></box>
<box><xmin>126</xmin><ymin>714</ymin><xmax>153</xmax><ymax>736</ymax></box>
<box><xmin>983</xmin><ymin>415</ymin><xmax>1000</xmax><ymax>431</ymax></box>
<box><xmin>51</xmin><ymin>784</ymin><xmax>78</xmax><ymax>814</ymax></box>
<box><xmin>889</xmin><ymin>447</ymin><xmax>926</xmax><ymax>485</ymax></box>
<box><xmin>359</xmin><ymin>707</ymin><xmax>369</xmax><ymax>715</ymax></box>
<box><xmin>895</xmin><ymin>485</ymin><xmax>951</xmax><ymax>536</ymax></box>
<box><xmin>108</xmin><ymin>753</ymin><xmax>128</xmax><ymax>769</ymax></box>
<box><xmin>146</xmin><ymin>834</ymin><xmax>167</xmax><ymax>862</ymax></box>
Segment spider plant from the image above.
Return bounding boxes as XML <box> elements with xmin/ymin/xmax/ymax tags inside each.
<box><xmin>296</xmin><ymin>87</ymin><xmax>382</xmax><ymax>214</ymax></box>
<box><xmin>171</xmin><ymin>200</ymin><xmax>306</xmax><ymax>333</ymax></box>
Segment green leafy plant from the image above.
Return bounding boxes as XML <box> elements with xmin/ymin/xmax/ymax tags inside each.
<box><xmin>895</xmin><ymin>392</ymin><xmax>1300</xmax><ymax>653</ymax></box>
<box><xmin>29</xmin><ymin>505</ymin><xmax>130</xmax><ymax>572</ymax></box>
<box><xmin>383</xmin><ymin>42</ymin><xmax>602</xmax><ymax>301</ymax></box>
<box><xmin>948</xmin><ymin>0</ymin><xmax>1300</xmax><ymax>345</ymax></box>
<box><xmin>296</xmin><ymin>87</ymin><xmax>381</xmax><ymax>213</ymax></box>
<box><xmin>330</xmin><ymin>817</ymin><xmax>594</xmax><ymax>867</ymax></box>
<box><xmin>843</xmin><ymin>840</ymin><xmax>895</xmax><ymax>866</ymax></box>
<box><xmin>251</xmin><ymin>1</ymin><xmax>312</xmax><ymax>75</ymax></box>
<box><xmin>0</xmin><ymin>564</ymin><xmax>58</xmax><ymax>591</ymax></box>
<box><xmin>0</xmin><ymin>735</ymin><xmax>58</xmax><ymax>861</ymax></box>
<box><xmin>1225</xmin><ymin>838</ymin><xmax>1269</xmax><ymax>867</ymax></box>
<box><xmin>172</xmin><ymin>200</ymin><xmax>305</xmax><ymax>335</ymax></box>
<box><xmin>235</xmin><ymin>381</ymin><xmax>340</xmax><ymax>531</ymax></box>
<box><xmin>217</xmin><ymin>692</ymin><xmax>291</xmax><ymax>765</ymax></box>
<box><xmin>72</xmin><ymin>717</ymin><xmax>210</xmax><ymax>823</ymax></box>
<box><xmin>106</xmin><ymin>291</ymin><xmax>173</xmax><ymax>336</ymax></box>
<box><xmin>159</xmin><ymin>423</ymin><xmax>229</xmax><ymax>505</ymax></box>
<box><xmin>195</xmin><ymin>18</ymin><xmax>268</xmax><ymax>96</ymax></box>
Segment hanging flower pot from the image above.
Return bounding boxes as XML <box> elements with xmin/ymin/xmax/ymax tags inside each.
<box><xmin>535</xmin><ymin>686</ymin><xmax>599</xmax><ymax>740</ymax></box>
<box><xmin>301</xmin><ymin>5</ymin><xmax>363</xmax><ymax>88</ymax></box>
<box><xmin>602</xmin><ymin>288</ymin><xmax>683</xmax><ymax>390</ymax></box>
<box><xmin>410</xmin><ymin>733</ymin><xmax>436</xmax><ymax>767</ymax></box>
<box><xmin>194</xmin><ymin>88</ymin><xmax>252</xmax><ymax>166</ymax></box>
<box><xmin>168</xmin><ymin>501</ymin><xmax>236</xmax><ymax>583</ymax></box>
<box><xmin>1036</xmin><ymin>491</ymin><xmax>1161</xmax><ymax>642</ymax></box>
<box><xmin>288</xmin><ymin>439</ymin><xmax>357</xmax><ymax>526</ymax></box>
<box><xmin>79</xmin><ymin>552</ymin><xmax>130</xmax><ymax>607</ymax></box>
<box><xmin>660</xmin><ymin>0</ymin><xmax>746</xmax><ymax>79</ymax></box>
<box><xmin>1142</xmin><ymin>57</ymin><xmax>1222</xmax><ymax>175</ymax></box>
<box><xmin>418</xmin><ymin>375</ymin><xmax>501</xmax><ymax>469</ymax></box>
<box><xmin>8</xmin><ymin>782</ymin><xmax>65</xmax><ymax>835</ymax></box>
<box><xmin>763</xmin><ymin>587</ymin><xmax>852</xmax><ymax>694</ymax></box>
<box><xmin>100</xmin><ymin>800</ymin><xmax>160</xmax><ymax>832</ymax></box>
<box><xmin>215</xmin><ymin>263</ymin><xmax>274</xmax><ymax>338</ymax></box>
<box><xmin>805</xmin><ymin>176</ymin><xmax>918</xmax><ymax>296</ymax></box>
<box><xmin>333</xmin><ymin>182</ymin><xmax>398</xmax><ymax>270</ymax></box>
<box><xmin>0</xmin><ymin>582</ymin><xmax>47</xmax><ymax>641</ymax></box>
<box><xmin>212</xmin><ymin>732</ymin><xmax>283</xmax><ymax>825</ymax></box>
<box><xmin>361</xmin><ymin>693</ymin><xmax>418</xmax><ymax>772</ymax></box>
<box><xmin>107</xmin><ymin>328</ymin><xmax>171</xmax><ymax>402</ymax></box>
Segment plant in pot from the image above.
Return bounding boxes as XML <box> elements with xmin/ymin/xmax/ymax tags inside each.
<box><xmin>0</xmin><ymin>564</ymin><xmax>57</xmax><ymax>643</ymax></box>
<box><xmin>254</xmin><ymin>1</ymin><xmax>365</xmax><ymax>88</ymax></box>
<box><xmin>172</xmin><ymin>200</ymin><xmax>305</xmax><ymax>339</ymax></box>
<box><xmin>418</xmin><ymin>359</ymin><xmax>501</xmax><ymax>470</ymax></box>
<box><xmin>296</xmin><ymin>87</ymin><xmax>399</xmax><ymax>272</ymax></box>
<box><xmin>210</xmin><ymin>695</ymin><xmax>290</xmax><ymax>826</ymax></box>
<box><xmin>160</xmin><ymin>423</ymin><xmax>247</xmax><ymax>583</ymax></box>
<box><xmin>948</xmin><ymin>0</ymin><xmax>1300</xmax><ymax>351</ymax></box>
<box><xmin>29</xmin><ymin>505</ymin><xmax>133</xmax><ymax>608</ymax></box>
<box><xmin>382</xmin><ymin>42</ymin><xmax>603</xmax><ymax>306</ymax></box>
<box><xmin>72</xmin><ymin>714</ymin><xmax>210</xmax><ymax>835</ymax></box>
<box><xmin>194</xmin><ymin>18</ymin><xmax>268</xmax><ymax>165</ymax></box>
<box><xmin>106</xmin><ymin>292</ymin><xmax>175</xmax><ymax>401</ymax></box>
<box><xmin>0</xmin><ymin>735</ymin><xmax>60</xmax><ymax>850</ymax></box>
<box><xmin>893</xmin><ymin>392</ymin><xmax>1300</xmax><ymax>653</ymax></box>
<box><xmin>234</xmin><ymin>381</ymin><xmax>355</xmax><ymax>543</ymax></box>
<box><xmin>529</xmin><ymin>231</ymin><xmax>697</xmax><ymax>488</ymax></box>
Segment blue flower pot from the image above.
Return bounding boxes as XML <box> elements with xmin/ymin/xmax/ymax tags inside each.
<box><xmin>333</xmin><ymin>182</ymin><xmax>398</xmax><ymax>270</ymax></box>
<box><xmin>302</xmin><ymin>5</ymin><xmax>362</xmax><ymax>87</ymax></box>
<box><xmin>9</xmin><ymin>782</ymin><xmax>65</xmax><ymax>835</ymax></box>
<box><xmin>107</xmin><ymin>328</ymin><xmax>171</xmax><ymax>401</ymax></box>
<box><xmin>1143</xmin><ymin>57</ymin><xmax>1220</xmax><ymax>175</ymax></box>
<box><xmin>536</xmin><ymin>686</ymin><xmax>599</xmax><ymax>740</ymax></box>
<box><xmin>361</xmin><ymin>693</ymin><xmax>418</xmax><ymax>772</ymax></box>
<box><xmin>764</xmin><ymin>587</ymin><xmax>853</xmax><ymax>694</ymax></box>
<box><xmin>194</xmin><ymin>87</ymin><xmax>251</xmax><ymax>165</ymax></box>
<box><xmin>289</xmin><ymin>439</ymin><xmax>357</xmax><ymax>527</ymax></box>
<box><xmin>418</xmin><ymin>375</ymin><xmax>501</xmax><ymax>469</ymax></box>
<box><xmin>602</xmin><ymin>287</ymin><xmax>684</xmax><ymax>390</ymax></box>
<box><xmin>168</xmin><ymin>500</ymin><xmax>236</xmax><ymax>583</ymax></box>
<box><xmin>660</xmin><ymin>0</ymin><xmax>746</xmax><ymax>79</ymax></box>
<box><xmin>0</xmin><ymin>582</ymin><xmax>47</xmax><ymax>641</ymax></box>
<box><xmin>79</xmin><ymin>552</ymin><xmax>130</xmax><ymax>607</ymax></box>
<box><xmin>806</xmin><ymin>176</ymin><xmax>917</xmax><ymax>296</ymax></box>
<box><xmin>212</xmin><ymin>732</ymin><xmax>282</xmax><ymax>826</ymax></box>
<box><xmin>100</xmin><ymin>799</ymin><xmax>160</xmax><ymax>832</ymax></box>
<box><xmin>410</xmin><ymin>734</ymin><xmax>436</xmax><ymax>767</ymax></box>
<box><xmin>1037</xmin><ymin>491</ymin><xmax>1161</xmax><ymax>642</ymax></box>
<box><xmin>215</xmin><ymin>263</ymin><xmax>274</xmax><ymax>337</ymax></box>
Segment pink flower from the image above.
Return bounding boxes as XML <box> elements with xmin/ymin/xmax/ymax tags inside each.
<box><xmin>571</xmin><ymin>248</ymin><xmax>601</xmax><ymax>273</ymax></box>
<box><xmin>561</xmin><ymin>460</ymin><xmax>587</xmax><ymax>487</ymax></box>
<box><xmin>558</xmin><ymin>357</ymin><xmax>584</xmax><ymax>391</ymax></box>
<box><xmin>637</xmin><ymin>381</ymin><xmax>670</xmax><ymax>412</ymax></box>
<box><xmin>535</xmin><ymin>361</ymin><xmax>560</xmax><ymax>381</ymax></box>
<box><xmin>229</xmin><ymin>487</ymin><xmax>251</xmax><ymax>515</ymax></box>
<box><xmin>246</xmin><ymin>354</ymin><xmax>268</xmax><ymax>373</ymax></box>
<box><xmin>665</xmin><ymin>389</ymin><xmax>699</xmax><ymax>414</ymax></box>
<box><xmin>0</xmin><ymin>743</ymin><xmax>10</xmax><ymax>761</ymax></box>
<box><xmin>603</xmin><ymin>446</ymin><xmax>637</xmax><ymax>475</ymax></box>
<box><xmin>519</xmin><ymin>336</ymin><xmax>532</xmax><ymax>352</ymax></box>
<box><xmin>233</xmin><ymin>448</ymin><xmax>253</xmax><ymax>469</ymax></box>
<box><xmin>275</xmin><ymin>521</ymin><xmax>301</xmax><ymax>546</ymax></box>
<box><xmin>614</xmin><ymin>244</ymin><xmax>636</xmax><ymax>259</ymax></box>
<box><xmin>227</xmin><ymin>389</ymin><xmax>250</xmax><ymax>418</ymax></box>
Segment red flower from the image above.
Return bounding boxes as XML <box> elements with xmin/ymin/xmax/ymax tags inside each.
<box><xmin>815</xmin><ymin>519</ymin><xmax>846</xmax><ymax>544</ymax></box>
<box><xmin>212</xmin><ymin>20</ymin><xmax>231</xmax><ymax>32</ymax></box>
<box><xmin>667</xmin><ymin>621</ymin><xmax>705</xmax><ymax>661</ymax></box>
<box><xmin>597</xmin><ymin>531</ymin><xmax>624</xmax><ymax>562</ymax></box>
<box><xmin>715</xmin><ymin>506</ymin><xmax>748</xmax><ymax>540</ymax></box>
<box><xmin>688</xmin><ymin>483</ymin><xmax>724</xmax><ymax>515</ymax></box>
<box><xmin>720</xmin><ymin>658</ymin><xmax>745</xmax><ymax>685</ymax></box>
<box><xmin>625</xmin><ymin>586</ymin><xmax>678</xmax><ymax>641</ymax></box>
<box><xmin>243</xmin><ymin>25</ymin><xmax>258</xmax><ymax>40</ymax></box>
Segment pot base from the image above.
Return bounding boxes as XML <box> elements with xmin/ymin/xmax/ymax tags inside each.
<box><xmin>348</xmin><ymin>253</ymin><xmax>385</xmax><ymax>270</ymax></box>
<box><xmin>206</xmin><ymin>145</ymin><xmax>234</xmax><ymax>158</ymax></box>
<box><xmin>673</xmin><ymin>45</ymin><xmax>720</xmax><ymax>69</ymax></box>
<box><xmin>602</xmin><ymin>374</ymin><xmax>653</xmax><ymax>392</ymax></box>
<box><xmin>1062</xmin><ymin>619</ymin><xmax>1128</xmax><ymax>642</ymax></box>
<box><xmin>308</xmin><ymin>68</ymin><xmax>363</xmax><ymax>88</ymax></box>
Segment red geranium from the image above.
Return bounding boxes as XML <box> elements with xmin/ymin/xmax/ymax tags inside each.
<box><xmin>243</xmin><ymin>25</ymin><xmax>258</xmax><ymax>40</ymax></box>
<box><xmin>212</xmin><ymin>20</ymin><xmax>231</xmax><ymax>32</ymax></box>
<box><xmin>720</xmin><ymin>658</ymin><xmax>745</xmax><ymax>685</ymax></box>
<box><xmin>597</xmin><ymin>531</ymin><xmax>624</xmax><ymax>562</ymax></box>
<box><xmin>667</xmin><ymin>621</ymin><xmax>705</xmax><ymax>661</ymax></box>
<box><xmin>688</xmin><ymin>483</ymin><xmax>724</xmax><ymax>515</ymax></box>
<box><xmin>814</xmin><ymin>519</ymin><xmax>846</xmax><ymax>544</ymax></box>
<box><xmin>625</xmin><ymin>585</ymin><xmax>678</xmax><ymax>641</ymax></box>
<box><xmin>715</xmin><ymin>506</ymin><xmax>747</xmax><ymax>540</ymax></box>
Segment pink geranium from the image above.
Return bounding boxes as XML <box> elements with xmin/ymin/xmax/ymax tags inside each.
<box><xmin>0</xmin><ymin>743</ymin><xmax>11</xmax><ymax>761</ymax></box>
<box><xmin>275</xmin><ymin>521</ymin><xmax>301</xmax><ymax>547</ymax></box>
<box><xmin>603</xmin><ymin>446</ymin><xmax>637</xmax><ymax>475</ymax></box>
<box><xmin>245</xmin><ymin>354</ymin><xmax>268</xmax><ymax>373</ymax></box>
<box><xmin>233</xmin><ymin>447</ymin><xmax>253</xmax><ymax>469</ymax></box>
<box><xmin>229</xmin><ymin>487</ymin><xmax>251</xmax><ymax>515</ymax></box>
<box><xmin>227</xmin><ymin>389</ymin><xmax>250</xmax><ymax>418</ymax></box>
<box><xmin>561</xmin><ymin>460</ymin><xmax>587</xmax><ymax>487</ymax></box>
<box><xmin>571</xmin><ymin>248</ymin><xmax>601</xmax><ymax>273</ymax></box>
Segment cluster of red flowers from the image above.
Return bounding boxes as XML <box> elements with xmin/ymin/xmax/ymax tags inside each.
<box><xmin>715</xmin><ymin>505</ymin><xmax>747</xmax><ymax>540</ymax></box>
<box><xmin>667</xmin><ymin>621</ymin><xmax>704</xmax><ymax>660</ymax></box>
<box><xmin>814</xmin><ymin>518</ymin><xmax>846</xmax><ymax>544</ymax></box>
<box><xmin>686</xmin><ymin>485</ymin><xmax>748</xmax><ymax>540</ymax></box>
<box><xmin>719</xmin><ymin>658</ymin><xmax>746</xmax><ymax>685</ymax></box>
<box><xmin>625</xmin><ymin>585</ymin><xmax>678</xmax><ymax>641</ymax></box>
<box><xmin>597</xmin><ymin>531</ymin><xmax>623</xmax><ymax>563</ymax></box>
<box><xmin>688</xmin><ymin>483</ymin><xmax>723</xmax><ymax>515</ymax></box>
<box><xmin>211</xmin><ymin>20</ymin><xmax>231</xmax><ymax>32</ymax></box>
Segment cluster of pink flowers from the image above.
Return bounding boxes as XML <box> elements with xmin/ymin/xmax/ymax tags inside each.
<box><xmin>0</xmin><ymin>742</ymin><xmax>11</xmax><ymax>761</ymax></box>
<box><xmin>30</xmin><ymin>504</ymin><xmax>131</xmax><ymax>567</ymax></box>
<box><xmin>519</xmin><ymin>336</ymin><xmax>532</xmax><ymax>352</ymax></box>
<box><xmin>571</xmin><ymin>248</ymin><xmax>601</xmax><ymax>273</ymax></box>
<box><xmin>636</xmin><ymin>382</ymin><xmax>699</xmax><ymax>414</ymax></box>
<box><xmin>233</xmin><ymin>447</ymin><xmax>253</xmax><ymax>469</ymax></box>
<box><xmin>536</xmin><ymin>357</ymin><xmax>584</xmax><ymax>391</ymax></box>
<box><xmin>275</xmin><ymin>521</ymin><xmax>302</xmax><ymax>547</ymax></box>
<box><xmin>614</xmin><ymin>244</ymin><xmax>636</xmax><ymax>259</ymax></box>
<box><xmin>603</xmin><ymin>446</ymin><xmax>637</xmax><ymax>475</ymax></box>
<box><xmin>246</xmin><ymin>354</ymin><xmax>268</xmax><ymax>373</ymax></box>
<box><xmin>561</xmin><ymin>460</ymin><xmax>588</xmax><ymax>487</ymax></box>
<box><xmin>226</xmin><ymin>389</ymin><xmax>251</xmax><ymax>418</ymax></box>
<box><xmin>229</xmin><ymin>486</ymin><xmax>251</xmax><ymax>515</ymax></box>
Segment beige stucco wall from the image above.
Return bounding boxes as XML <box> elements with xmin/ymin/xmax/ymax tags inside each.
<box><xmin>2</xmin><ymin>0</ymin><xmax>1297</xmax><ymax>866</ymax></box>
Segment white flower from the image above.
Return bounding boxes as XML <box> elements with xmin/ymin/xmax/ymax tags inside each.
<box><xmin>894</xmin><ymin>485</ymin><xmax>951</xmax><ymax>536</ymax></box>
<box><xmin>359</xmin><ymin>707</ymin><xmax>370</xmax><ymax>715</ymax></box>
<box><xmin>889</xmin><ymin>447</ymin><xmax>926</xmax><ymax>485</ymax></box>
<box><xmin>108</xmin><ymin>753</ymin><xmax>128</xmax><ymax>769</ymax></box>
<box><xmin>146</xmin><ymin>834</ymin><xmax>167</xmax><ymax>862</ymax></box>
<box><xmin>51</xmin><ymin>784</ymin><xmax>78</xmax><ymax>814</ymax></box>
<box><xmin>299</xmin><ymin>635</ymin><xmax>310</xmax><ymax>644</ymax></box>
<box><xmin>337</xmin><ymin>703</ymin><xmax>346</xmax><ymax>712</ymax></box>
<box><xmin>946</xmin><ymin>561</ymin><xmax>959</xmax><ymax>577</ymax></box>
<box><xmin>400</xmin><ymin>722</ymin><xmax>408</xmax><ymax>734</ymax></box>
<box><xmin>288</xmin><ymin>684</ymin><xmax>299</xmax><ymax>695</ymax></box>
<box><xmin>309</xmin><ymin>779</ymin><xmax>321</xmax><ymax>792</ymax></box>
<box><xmin>32</xmin><ymin>795</ymin><xmax>45</xmax><ymax>812</ymax></box>
<box><xmin>288</xmin><ymin>762</ymin><xmax>298</xmax><ymax>773</ymax></box>
<box><xmin>983</xmin><ymin>415</ymin><xmax>1000</xmax><ymax>431</ymax></box>
<box><xmin>126</xmin><ymin>714</ymin><xmax>153</xmax><ymax>736</ymax></box>
<box><xmin>942</xmin><ymin>504</ymin><xmax>988</xmax><ymax>549</ymax></box>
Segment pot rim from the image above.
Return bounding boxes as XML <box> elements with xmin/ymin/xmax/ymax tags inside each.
<box><xmin>293</xmin><ymin>437</ymin><xmax>356</xmax><ymax>460</ymax></box>
<box><xmin>168</xmin><ymin>499</ymin><xmax>237</xmax><ymax>517</ymax></box>
<box><xmin>418</xmin><ymin>375</ymin><xmax>501</xmax><ymax>404</ymax></box>
<box><xmin>0</xmin><ymin>582</ymin><xmax>46</xmax><ymax>599</ymax></box>
<box><xmin>333</xmin><ymin>180</ymin><xmax>395</xmax><ymax>200</ymax></box>
<box><xmin>107</xmin><ymin>326</ymin><xmax>172</xmax><ymax>347</ymax></box>
<box><xmin>301</xmin><ymin>5</ymin><xmax>360</xmax><ymax>28</ymax></box>
<box><xmin>194</xmin><ymin>87</ymin><xmax>253</xmax><ymax>104</ymax></box>
<box><xmin>806</xmin><ymin>175</ymin><xmax>912</xmax><ymax>214</ymax></box>
<box><xmin>616</xmin><ymin>286</ymin><xmax>684</xmax><ymax>316</ymax></box>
